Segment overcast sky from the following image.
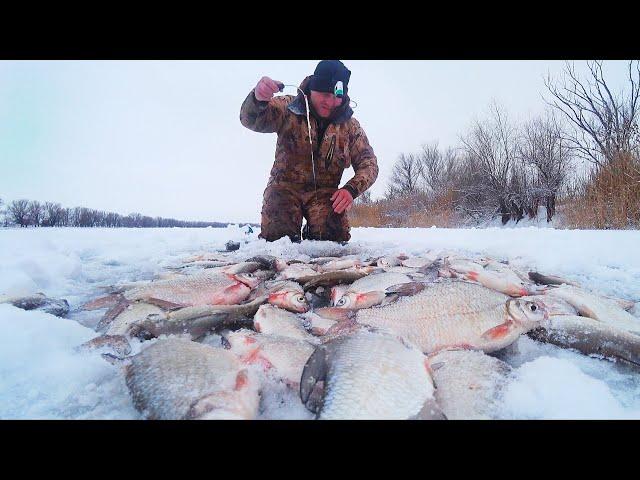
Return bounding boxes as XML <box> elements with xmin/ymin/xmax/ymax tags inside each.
<box><xmin>0</xmin><ymin>60</ymin><xmax>633</xmax><ymax>223</ymax></box>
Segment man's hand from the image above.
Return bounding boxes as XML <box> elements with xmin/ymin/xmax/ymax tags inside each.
<box><xmin>254</xmin><ymin>77</ymin><xmax>283</xmax><ymax>102</ymax></box>
<box><xmin>331</xmin><ymin>189</ymin><xmax>354</xmax><ymax>214</ymax></box>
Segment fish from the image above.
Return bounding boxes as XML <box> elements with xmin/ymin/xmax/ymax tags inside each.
<box><xmin>244</xmin><ymin>255</ymin><xmax>288</xmax><ymax>272</ymax></box>
<box><xmin>220</xmin><ymin>262</ymin><xmax>265</xmax><ymax>274</ymax></box>
<box><xmin>528</xmin><ymin>315</ymin><xmax>640</xmax><ymax>367</ymax></box>
<box><xmin>333</xmin><ymin>272</ymin><xmax>414</xmax><ymax>309</ymax></box>
<box><xmin>301</xmin><ymin>311</ymin><xmax>338</xmax><ymax>336</ymax></box>
<box><xmin>128</xmin><ymin>296</ymin><xmax>268</xmax><ymax>340</ymax></box>
<box><xmin>442</xmin><ymin>260</ymin><xmax>534</xmax><ymax>297</ymax></box>
<box><xmin>253</xmin><ymin>304</ymin><xmax>317</xmax><ymax>342</ymax></box>
<box><xmin>375</xmin><ymin>255</ymin><xmax>403</xmax><ymax>268</ymax></box>
<box><xmin>528</xmin><ymin>274</ymin><xmax>634</xmax><ymax>312</ymax></box>
<box><xmin>543</xmin><ymin>285</ymin><xmax>640</xmax><ymax>334</ymax></box>
<box><xmin>318</xmin><ymin>257</ymin><xmax>364</xmax><ymax>272</ymax></box>
<box><xmin>400</xmin><ymin>256</ymin><xmax>436</xmax><ymax>269</ymax></box>
<box><xmin>330</xmin><ymin>284</ymin><xmax>350</xmax><ymax>306</ymax></box>
<box><xmin>427</xmin><ymin>349</ymin><xmax>512</xmax><ymax>419</ymax></box>
<box><xmin>99</xmin><ymin>301</ymin><xmax>165</xmax><ymax>336</ymax></box>
<box><xmin>124</xmin><ymin>337</ymin><xmax>260</xmax><ymax>420</ymax></box>
<box><xmin>297</xmin><ymin>270</ymin><xmax>370</xmax><ymax>291</ymax></box>
<box><xmin>1</xmin><ymin>293</ymin><xmax>70</xmax><ymax>318</ymax></box>
<box><xmin>529</xmin><ymin>271</ymin><xmax>581</xmax><ymax>287</ymax></box>
<box><xmin>223</xmin><ymin>329</ymin><xmax>315</xmax><ymax>386</ymax></box>
<box><xmin>316</xmin><ymin>281</ymin><xmax>548</xmax><ymax>354</ymax></box>
<box><xmin>123</xmin><ymin>271</ymin><xmax>261</xmax><ymax>307</ymax></box>
<box><xmin>275</xmin><ymin>263</ymin><xmax>320</xmax><ymax>281</ymax></box>
<box><xmin>247</xmin><ymin>280</ymin><xmax>309</xmax><ymax>313</ymax></box>
<box><xmin>75</xmin><ymin>334</ymin><xmax>132</xmax><ymax>358</ymax></box>
<box><xmin>182</xmin><ymin>252</ymin><xmax>235</xmax><ymax>264</ymax></box>
<box><xmin>300</xmin><ymin>328</ymin><xmax>445</xmax><ymax>419</ymax></box>
<box><xmin>483</xmin><ymin>260</ymin><xmax>531</xmax><ymax>283</ymax></box>
<box><xmin>520</xmin><ymin>295</ymin><xmax>578</xmax><ymax>316</ymax></box>
<box><xmin>380</xmin><ymin>265</ymin><xmax>427</xmax><ymax>275</ymax></box>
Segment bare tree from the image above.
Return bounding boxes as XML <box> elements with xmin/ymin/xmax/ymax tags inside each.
<box><xmin>544</xmin><ymin>60</ymin><xmax>640</xmax><ymax>167</ymax></box>
<box><xmin>386</xmin><ymin>153</ymin><xmax>423</xmax><ymax>199</ymax></box>
<box><xmin>417</xmin><ymin>143</ymin><xmax>461</xmax><ymax>198</ymax></box>
<box><xmin>460</xmin><ymin>104</ymin><xmax>524</xmax><ymax>223</ymax></box>
<box><xmin>42</xmin><ymin>202</ymin><xmax>64</xmax><ymax>226</ymax></box>
<box><xmin>27</xmin><ymin>200</ymin><xmax>43</xmax><ymax>227</ymax></box>
<box><xmin>519</xmin><ymin>113</ymin><xmax>573</xmax><ymax>220</ymax></box>
<box><xmin>8</xmin><ymin>200</ymin><xmax>31</xmax><ymax>227</ymax></box>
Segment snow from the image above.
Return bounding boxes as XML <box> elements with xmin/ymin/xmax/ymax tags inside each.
<box><xmin>1</xmin><ymin>225</ymin><xmax>639</xmax><ymax>419</ymax></box>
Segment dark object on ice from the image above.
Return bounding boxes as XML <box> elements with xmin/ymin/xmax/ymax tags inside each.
<box><xmin>225</xmin><ymin>241</ymin><xmax>240</xmax><ymax>252</ymax></box>
<box><xmin>6</xmin><ymin>293</ymin><xmax>70</xmax><ymax>318</ymax></box>
<box><xmin>528</xmin><ymin>271</ymin><xmax>579</xmax><ymax>287</ymax></box>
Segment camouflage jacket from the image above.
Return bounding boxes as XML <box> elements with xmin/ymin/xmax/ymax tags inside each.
<box><xmin>239</xmin><ymin>76</ymin><xmax>379</xmax><ymax>199</ymax></box>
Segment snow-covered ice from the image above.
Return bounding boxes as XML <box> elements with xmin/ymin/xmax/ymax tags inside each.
<box><xmin>1</xmin><ymin>225</ymin><xmax>639</xmax><ymax>419</ymax></box>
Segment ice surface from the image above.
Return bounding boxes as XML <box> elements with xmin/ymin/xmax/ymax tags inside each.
<box><xmin>1</xmin><ymin>225</ymin><xmax>639</xmax><ymax>419</ymax></box>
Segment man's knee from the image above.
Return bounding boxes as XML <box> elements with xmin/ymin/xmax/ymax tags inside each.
<box><xmin>303</xmin><ymin>210</ymin><xmax>351</xmax><ymax>242</ymax></box>
<box><xmin>260</xmin><ymin>184</ymin><xmax>303</xmax><ymax>243</ymax></box>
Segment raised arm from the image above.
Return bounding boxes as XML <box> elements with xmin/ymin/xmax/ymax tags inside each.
<box><xmin>239</xmin><ymin>76</ymin><xmax>289</xmax><ymax>133</ymax></box>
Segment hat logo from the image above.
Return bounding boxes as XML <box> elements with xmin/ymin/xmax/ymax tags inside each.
<box><xmin>334</xmin><ymin>81</ymin><xmax>344</xmax><ymax>98</ymax></box>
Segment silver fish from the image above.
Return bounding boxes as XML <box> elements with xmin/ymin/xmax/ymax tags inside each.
<box><xmin>224</xmin><ymin>329</ymin><xmax>315</xmax><ymax>386</ymax></box>
<box><xmin>275</xmin><ymin>263</ymin><xmax>320</xmax><ymax>281</ymax></box>
<box><xmin>317</xmin><ymin>281</ymin><xmax>548</xmax><ymax>354</ymax></box>
<box><xmin>443</xmin><ymin>260</ymin><xmax>534</xmax><ymax>297</ymax></box>
<box><xmin>427</xmin><ymin>349</ymin><xmax>512</xmax><ymax>419</ymax></box>
<box><xmin>253</xmin><ymin>304</ymin><xmax>317</xmax><ymax>342</ymax></box>
<box><xmin>300</xmin><ymin>328</ymin><xmax>444</xmax><ymax>420</ymax></box>
<box><xmin>543</xmin><ymin>285</ymin><xmax>640</xmax><ymax>334</ymax></box>
<box><xmin>129</xmin><ymin>296</ymin><xmax>268</xmax><ymax>340</ymax></box>
<box><xmin>334</xmin><ymin>272</ymin><xmax>413</xmax><ymax>309</ymax></box>
<box><xmin>124</xmin><ymin>337</ymin><xmax>260</xmax><ymax>419</ymax></box>
<box><xmin>123</xmin><ymin>271</ymin><xmax>261</xmax><ymax>306</ymax></box>
<box><xmin>247</xmin><ymin>280</ymin><xmax>309</xmax><ymax>313</ymax></box>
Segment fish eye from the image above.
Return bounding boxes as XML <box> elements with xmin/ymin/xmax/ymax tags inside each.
<box><xmin>296</xmin><ymin>295</ymin><xmax>305</xmax><ymax>303</ymax></box>
<box><xmin>530</xmin><ymin>304</ymin><xmax>537</xmax><ymax>312</ymax></box>
<box><xmin>337</xmin><ymin>297</ymin><xmax>347</xmax><ymax>306</ymax></box>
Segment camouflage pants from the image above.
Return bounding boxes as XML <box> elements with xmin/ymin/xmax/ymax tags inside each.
<box><xmin>259</xmin><ymin>181</ymin><xmax>351</xmax><ymax>243</ymax></box>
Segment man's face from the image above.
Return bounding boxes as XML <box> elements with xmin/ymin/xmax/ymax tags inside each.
<box><xmin>309</xmin><ymin>90</ymin><xmax>343</xmax><ymax>119</ymax></box>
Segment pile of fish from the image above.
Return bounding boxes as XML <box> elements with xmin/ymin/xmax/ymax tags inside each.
<box><xmin>5</xmin><ymin>248</ymin><xmax>639</xmax><ymax>420</ymax></box>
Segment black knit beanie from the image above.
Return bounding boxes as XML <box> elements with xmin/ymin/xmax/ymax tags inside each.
<box><xmin>309</xmin><ymin>60</ymin><xmax>351</xmax><ymax>97</ymax></box>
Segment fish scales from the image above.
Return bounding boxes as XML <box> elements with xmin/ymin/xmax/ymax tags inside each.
<box><xmin>354</xmin><ymin>282</ymin><xmax>512</xmax><ymax>353</ymax></box>
<box><xmin>315</xmin><ymin>330</ymin><xmax>437</xmax><ymax>419</ymax></box>
<box><xmin>124</xmin><ymin>272</ymin><xmax>253</xmax><ymax>306</ymax></box>
<box><xmin>125</xmin><ymin>338</ymin><xmax>259</xmax><ymax>420</ymax></box>
<box><xmin>105</xmin><ymin>302</ymin><xmax>164</xmax><ymax>336</ymax></box>
<box><xmin>428</xmin><ymin>349</ymin><xmax>512</xmax><ymax>420</ymax></box>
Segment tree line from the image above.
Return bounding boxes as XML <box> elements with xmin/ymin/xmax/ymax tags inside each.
<box><xmin>0</xmin><ymin>198</ymin><xmax>248</xmax><ymax>228</ymax></box>
<box><xmin>366</xmin><ymin>60</ymin><xmax>640</xmax><ymax>227</ymax></box>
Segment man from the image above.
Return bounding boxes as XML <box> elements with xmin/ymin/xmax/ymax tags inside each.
<box><xmin>240</xmin><ymin>60</ymin><xmax>378</xmax><ymax>243</ymax></box>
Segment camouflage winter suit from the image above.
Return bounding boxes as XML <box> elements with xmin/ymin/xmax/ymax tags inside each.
<box><xmin>240</xmin><ymin>76</ymin><xmax>379</xmax><ymax>242</ymax></box>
